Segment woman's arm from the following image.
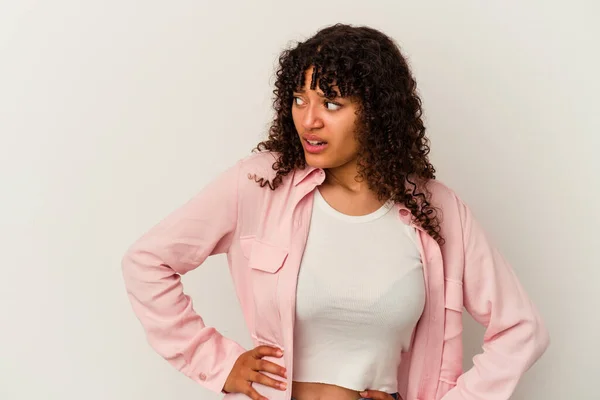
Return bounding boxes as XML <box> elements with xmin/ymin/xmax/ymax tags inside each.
<box><xmin>441</xmin><ymin>197</ymin><xmax>550</xmax><ymax>400</ymax></box>
<box><xmin>121</xmin><ymin>160</ymin><xmax>247</xmax><ymax>394</ymax></box>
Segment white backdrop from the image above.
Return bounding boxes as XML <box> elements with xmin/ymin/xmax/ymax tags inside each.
<box><xmin>1</xmin><ymin>1</ymin><xmax>598</xmax><ymax>399</ymax></box>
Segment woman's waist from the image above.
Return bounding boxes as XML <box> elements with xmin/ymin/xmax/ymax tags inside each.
<box><xmin>292</xmin><ymin>381</ymin><xmax>362</xmax><ymax>400</ymax></box>
<box><xmin>291</xmin><ymin>381</ymin><xmax>400</xmax><ymax>400</ymax></box>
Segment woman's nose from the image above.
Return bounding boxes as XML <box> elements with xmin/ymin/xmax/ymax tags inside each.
<box><xmin>301</xmin><ymin>104</ymin><xmax>324</xmax><ymax>130</ymax></box>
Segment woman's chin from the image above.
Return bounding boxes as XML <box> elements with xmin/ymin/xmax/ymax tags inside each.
<box><xmin>304</xmin><ymin>149</ymin><xmax>355</xmax><ymax>170</ymax></box>
<box><xmin>304</xmin><ymin>152</ymin><xmax>333</xmax><ymax>169</ymax></box>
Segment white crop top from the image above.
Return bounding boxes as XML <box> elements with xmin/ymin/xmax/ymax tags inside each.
<box><xmin>292</xmin><ymin>189</ymin><xmax>426</xmax><ymax>393</ymax></box>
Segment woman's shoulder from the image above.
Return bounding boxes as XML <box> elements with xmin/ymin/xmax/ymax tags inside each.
<box><xmin>236</xmin><ymin>150</ymin><xmax>281</xmax><ymax>182</ymax></box>
<box><xmin>424</xmin><ymin>178</ymin><xmax>483</xmax><ymax>235</ymax></box>
<box><xmin>233</xmin><ymin>150</ymin><xmax>294</xmax><ymax>193</ymax></box>
<box><xmin>238</xmin><ymin>150</ymin><xmax>279</xmax><ymax>171</ymax></box>
<box><xmin>423</xmin><ymin>178</ymin><xmax>467</xmax><ymax>218</ymax></box>
<box><xmin>426</xmin><ymin>178</ymin><xmax>459</xmax><ymax>204</ymax></box>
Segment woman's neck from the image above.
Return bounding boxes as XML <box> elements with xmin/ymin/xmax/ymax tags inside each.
<box><xmin>323</xmin><ymin>160</ymin><xmax>369</xmax><ymax>194</ymax></box>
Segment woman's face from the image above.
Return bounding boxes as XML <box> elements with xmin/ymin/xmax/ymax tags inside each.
<box><xmin>291</xmin><ymin>66</ymin><xmax>361</xmax><ymax>170</ymax></box>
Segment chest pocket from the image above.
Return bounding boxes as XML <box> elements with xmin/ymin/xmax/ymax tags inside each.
<box><xmin>247</xmin><ymin>239</ymin><xmax>288</xmax><ymax>273</ymax></box>
<box><xmin>240</xmin><ymin>236</ymin><xmax>289</xmax><ymax>347</ymax></box>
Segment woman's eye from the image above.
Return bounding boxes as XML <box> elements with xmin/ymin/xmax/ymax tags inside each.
<box><xmin>293</xmin><ymin>96</ymin><xmax>340</xmax><ymax>110</ymax></box>
<box><xmin>326</xmin><ymin>102</ymin><xmax>341</xmax><ymax>111</ymax></box>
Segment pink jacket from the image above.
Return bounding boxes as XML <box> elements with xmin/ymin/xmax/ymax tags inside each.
<box><xmin>122</xmin><ymin>151</ymin><xmax>549</xmax><ymax>400</ymax></box>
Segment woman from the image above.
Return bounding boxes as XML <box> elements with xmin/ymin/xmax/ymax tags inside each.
<box><xmin>121</xmin><ymin>24</ymin><xmax>549</xmax><ymax>400</ymax></box>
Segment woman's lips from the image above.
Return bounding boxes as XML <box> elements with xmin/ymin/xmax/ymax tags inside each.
<box><xmin>303</xmin><ymin>138</ymin><xmax>328</xmax><ymax>154</ymax></box>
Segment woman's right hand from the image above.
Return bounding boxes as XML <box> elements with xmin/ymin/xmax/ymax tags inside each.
<box><xmin>222</xmin><ymin>345</ymin><xmax>288</xmax><ymax>400</ymax></box>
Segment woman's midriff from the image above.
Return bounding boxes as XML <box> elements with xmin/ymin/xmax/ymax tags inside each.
<box><xmin>291</xmin><ymin>381</ymin><xmax>364</xmax><ymax>400</ymax></box>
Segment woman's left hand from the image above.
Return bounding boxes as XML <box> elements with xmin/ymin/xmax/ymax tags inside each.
<box><xmin>359</xmin><ymin>390</ymin><xmax>395</xmax><ymax>400</ymax></box>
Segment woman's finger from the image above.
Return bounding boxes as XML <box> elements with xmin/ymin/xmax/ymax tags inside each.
<box><xmin>243</xmin><ymin>384</ymin><xmax>268</xmax><ymax>400</ymax></box>
<box><xmin>249</xmin><ymin>370</ymin><xmax>288</xmax><ymax>391</ymax></box>
<box><xmin>252</xmin><ymin>357</ymin><xmax>288</xmax><ymax>379</ymax></box>
<box><xmin>252</xmin><ymin>345</ymin><xmax>284</xmax><ymax>359</ymax></box>
<box><xmin>359</xmin><ymin>390</ymin><xmax>395</xmax><ymax>400</ymax></box>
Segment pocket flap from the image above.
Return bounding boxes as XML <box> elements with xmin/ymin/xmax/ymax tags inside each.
<box><xmin>248</xmin><ymin>240</ymin><xmax>289</xmax><ymax>273</ymax></box>
<box><xmin>444</xmin><ymin>278</ymin><xmax>464</xmax><ymax>312</ymax></box>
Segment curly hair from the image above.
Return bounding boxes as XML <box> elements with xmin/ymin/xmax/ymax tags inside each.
<box><xmin>254</xmin><ymin>23</ymin><xmax>444</xmax><ymax>245</ymax></box>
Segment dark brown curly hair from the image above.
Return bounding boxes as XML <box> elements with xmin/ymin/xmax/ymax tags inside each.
<box><xmin>254</xmin><ymin>23</ymin><xmax>444</xmax><ymax>245</ymax></box>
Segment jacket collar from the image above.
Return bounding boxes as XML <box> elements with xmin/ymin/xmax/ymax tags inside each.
<box><xmin>291</xmin><ymin>166</ymin><xmax>416</xmax><ymax>224</ymax></box>
<box><xmin>292</xmin><ymin>165</ymin><xmax>320</xmax><ymax>187</ymax></box>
